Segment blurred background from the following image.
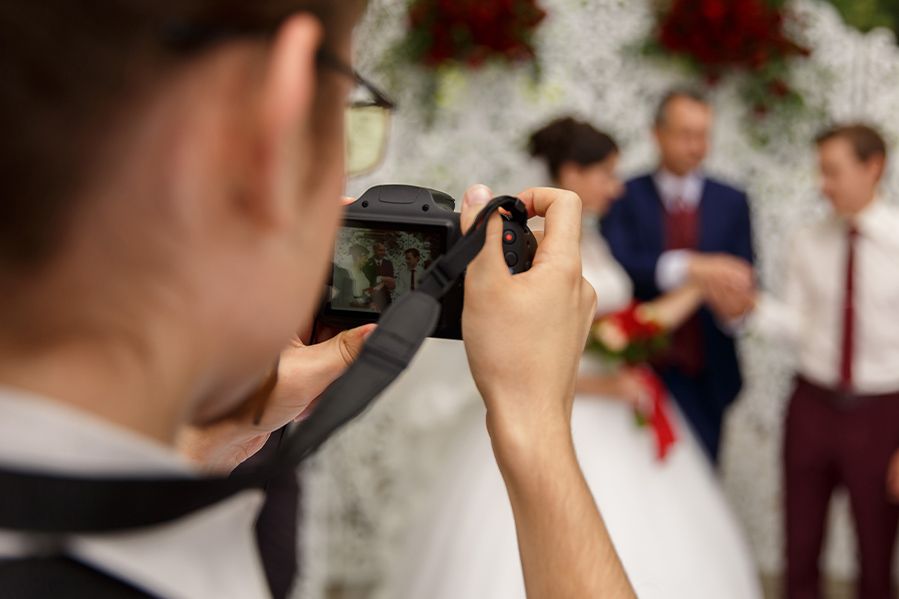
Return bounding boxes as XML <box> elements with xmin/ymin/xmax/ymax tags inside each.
<box><xmin>300</xmin><ymin>1</ymin><xmax>899</xmax><ymax>597</ymax></box>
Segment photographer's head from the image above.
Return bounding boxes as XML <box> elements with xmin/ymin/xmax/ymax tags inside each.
<box><xmin>529</xmin><ymin>117</ymin><xmax>622</xmax><ymax>216</ymax></box>
<box><xmin>0</xmin><ymin>1</ymin><xmax>365</xmax><ymax>440</ymax></box>
<box><xmin>815</xmin><ymin>124</ymin><xmax>887</xmax><ymax>218</ymax></box>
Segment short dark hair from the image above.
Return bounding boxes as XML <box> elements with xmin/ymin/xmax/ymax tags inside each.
<box><xmin>0</xmin><ymin>0</ymin><xmax>362</xmax><ymax>272</ymax></box>
<box><xmin>404</xmin><ymin>248</ymin><xmax>421</xmax><ymax>259</ymax></box>
<box><xmin>654</xmin><ymin>88</ymin><xmax>710</xmax><ymax>128</ymax></box>
<box><xmin>528</xmin><ymin>117</ymin><xmax>618</xmax><ymax>181</ymax></box>
<box><xmin>815</xmin><ymin>124</ymin><xmax>888</xmax><ymax>163</ymax></box>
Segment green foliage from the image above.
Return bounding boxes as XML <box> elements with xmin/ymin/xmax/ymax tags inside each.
<box><xmin>826</xmin><ymin>0</ymin><xmax>899</xmax><ymax>35</ymax></box>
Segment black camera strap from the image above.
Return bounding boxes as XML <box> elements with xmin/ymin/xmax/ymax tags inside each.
<box><xmin>0</xmin><ymin>196</ymin><xmax>527</xmax><ymax>534</ymax></box>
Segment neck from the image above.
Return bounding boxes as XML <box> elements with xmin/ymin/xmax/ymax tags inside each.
<box><xmin>659</xmin><ymin>164</ymin><xmax>693</xmax><ymax>178</ymax></box>
<box><xmin>0</xmin><ymin>329</ymin><xmax>203</xmax><ymax>446</ymax></box>
<box><xmin>842</xmin><ymin>191</ymin><xmax>878</xmax><ymax>219</ymax></box>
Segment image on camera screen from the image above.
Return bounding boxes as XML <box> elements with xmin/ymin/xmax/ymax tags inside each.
<box><xmin>330</xmin><ymin>224</ymin><xmax>446</xmax><ymax>315</ymax></box>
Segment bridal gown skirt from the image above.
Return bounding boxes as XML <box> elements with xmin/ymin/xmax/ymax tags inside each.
<box><xmin>389</xmin><ymin>395</ymin><xmax>763</xmax><ymax>599</ymax></box>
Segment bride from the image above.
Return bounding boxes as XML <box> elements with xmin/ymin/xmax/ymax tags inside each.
<box><xmin>387</xmin><ymin>118</ymin><xmax>762</xmax><ymax>599</ymax></box>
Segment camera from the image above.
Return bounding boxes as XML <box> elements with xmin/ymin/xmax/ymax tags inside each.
<box><xmin>317</xmin><ymin>185</ymin><xmax>537</xmax><ymax>339</ymax></box>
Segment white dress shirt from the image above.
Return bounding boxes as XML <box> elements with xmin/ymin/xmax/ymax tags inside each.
<box><xmin>749</xmin><ymin>199</ymin><xmax>899</xmax><ymax>394</ymax></box>
<box><xmin>395</xmin><ymin>264</ymin><xmax>420</xmax><ymax>297</ymax></box>
<box><xmin>653</xmin><ymin>170</ymin><xmax>706</xmax><ymax>292</ymax></box>
<box><xmin>0</xmin><ymin>387</ymin><xmax>271</xmax><ymax>599</ymax></box>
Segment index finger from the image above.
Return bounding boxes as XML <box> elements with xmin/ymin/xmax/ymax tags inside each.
<box><xmin>517</xmin><ymin>187</ymin><xmax>583</xmax><ymax>261</ymax></box>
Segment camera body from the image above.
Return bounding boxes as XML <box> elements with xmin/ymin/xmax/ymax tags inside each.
<box><xmin>317</xmin><ymin>185</ymin><xmax>536</xmax><ymax>339</ymax></box>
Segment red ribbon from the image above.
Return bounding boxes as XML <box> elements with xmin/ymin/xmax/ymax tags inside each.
<box><xmin>634</xmin><ymin>366</ymin><xmax>677</xmax><ymax>462</ymax></box>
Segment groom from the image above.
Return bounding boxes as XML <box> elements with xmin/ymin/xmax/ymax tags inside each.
<box><xmin>602</xmin><ymin>89</ymin><xmax>755</xmax><ymax>463</ymax></box>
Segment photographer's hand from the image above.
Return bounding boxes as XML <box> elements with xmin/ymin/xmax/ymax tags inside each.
<box><xmin>460</xmin><ymin>185</ymin><xmax>635</xmax><ymax>599</ymax></box>
<box><xmin>178</xmin><ymin>325</ymin><xmax>373</xmax><ymax>472</ymax></box>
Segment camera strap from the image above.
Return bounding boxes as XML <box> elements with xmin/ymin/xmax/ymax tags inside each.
<box><xmin>0</xmin><ymin>196</ymin><xmax>527</xmax><ymax>534</ymax></box>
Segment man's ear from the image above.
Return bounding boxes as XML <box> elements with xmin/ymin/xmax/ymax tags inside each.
<box><xmin>254</xmin><ymin>14</ymin><xmax>323</xmax><ymax>227</ymax></box>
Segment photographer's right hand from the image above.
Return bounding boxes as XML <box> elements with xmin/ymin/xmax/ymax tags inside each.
<box><xmin>460</xmin><ymin>185</ymin><xmax>635</xmax><ymax>599</ymax></box>
<box><xmin>460</xmin><ymin>185</ymin><xmax>597</xmax><ymax>461</ymax></box>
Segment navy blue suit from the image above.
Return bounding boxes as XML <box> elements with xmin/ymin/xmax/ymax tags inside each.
<box><xmin>601</xmin><ymin>173</ymin><xmax>754</xmax><ymax>462</ymax></box>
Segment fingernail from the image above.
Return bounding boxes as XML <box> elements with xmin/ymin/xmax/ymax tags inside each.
<box><xmin>466</xmin><ymin>185</ymin><xmax>491</xmax><ymax>208</ymax></box>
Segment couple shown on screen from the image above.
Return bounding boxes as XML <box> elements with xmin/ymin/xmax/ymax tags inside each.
<box><xmin>337</xmin><ymin>242</ymin><xmax>422</xmax><ymax>312</ymax></box>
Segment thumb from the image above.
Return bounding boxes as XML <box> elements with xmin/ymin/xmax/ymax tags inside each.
<box><xmin>330</xmin><ymin>324</ymin><xmax>377</xmax><ymax>367</ymax></box>
<box><xmin>460</xmin><ymin>184</ymin><xmax>493</xmax><ymax>233</ymax></box>
<box><xmin>460</xmin><ymin>184</ymin><xmax>509</xmax><ymax>279</ymax></box>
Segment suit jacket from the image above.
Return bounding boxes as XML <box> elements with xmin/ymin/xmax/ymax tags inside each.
<box><xmin>362</xmin><ymin>257</ymin><xmax>395</xmax><ymax>285</ymax></box>
<box><xmin>601</xmin><ymin>173</ymin><xmax>754</xmax><ymax>410</ymax></box>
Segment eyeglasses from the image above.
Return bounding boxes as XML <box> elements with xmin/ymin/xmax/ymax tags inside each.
<box><xmin>316</xmin><ymin>52</ymin><xmax>396</xmax><ymax>178</ymax></box>
<box><xmin>161</xmin><ymin>21</ymin><xmax>396</xmax><ymax>178</ymax></box>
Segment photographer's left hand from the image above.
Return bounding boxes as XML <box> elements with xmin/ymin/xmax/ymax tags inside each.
<box><xmin>179</xmin><ymin>325</ymin><xmax>374</xmax><ymax>472</ymax></box>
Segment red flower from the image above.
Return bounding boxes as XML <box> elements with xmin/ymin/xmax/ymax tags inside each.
<box><xmin>406</xmin><ymin>0</ymin><xmax>547</xmax><ymax>69</ymax></box>
<box><xmin>655</xmin><ymin>0</ymin><xmax>809</xmax><ymax>70</ymax></box>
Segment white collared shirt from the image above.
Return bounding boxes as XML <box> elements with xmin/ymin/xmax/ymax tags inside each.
<box><xmin>0</xmin><ymin>387</ymin><xmax>271</xmax><ymax>599</ymax></box>
<box><xmin>653</xmin><ymin>169</ymin><xmax>705</xmax><ymax>212</ymax></box>
<box><xmin>653</xmin><ymin>170</ymin><xmax>706</xmax><ymax>291</ymax></box>
<box><xmin>395</xmin><ymin>264</ymin><xmax>420</xmax><ymax>297</ymax></box>
<box><xmin>749</xmin><ymin>199</ymin><xmax>899</xmax><ymax>393</ymax></box>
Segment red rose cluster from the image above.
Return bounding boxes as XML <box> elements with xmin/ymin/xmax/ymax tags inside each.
<box><xmin>613</xmin><ymin>304</ymin><xmax>664</xmax><ymax>341</ymax></box>
<box><xmin>657</xmin><ymin>0</ymin><xmax>809</xmax><ymax>73</ymax></box>
<box><xmin>406</xmin><ymin>0</ymin><xmax>547</xmax><ymax>68</ymax></box>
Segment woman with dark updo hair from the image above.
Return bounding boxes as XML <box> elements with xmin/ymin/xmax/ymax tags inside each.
<box><xmin>392</xmin><ymin>118</ymin><xmax>762</xmax><ymax>599</ymax></box>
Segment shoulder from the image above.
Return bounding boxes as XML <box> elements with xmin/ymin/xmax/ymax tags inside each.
<box><xmin>703</xmin><ymin>176</ymin><xmax>748</xmax><ymax>204</ymax></box>
<box><xmin>617</xmin><ymin>173</ymin><xmax>657</xmax><ymax>207</ymax></box>
<box><xmin>624</xmin><ymin>173</ymin><xmax>656</xmax><ymax>194</ymax></box>
<box><xmin>791</xmin><ymin>217</ymin><xmax>835</xmax><ymax>251</ymax></box>
<box><xmin>876</xmin><ymin>201</ymin><xmax>899</xmax><ymax>224</ymax></box>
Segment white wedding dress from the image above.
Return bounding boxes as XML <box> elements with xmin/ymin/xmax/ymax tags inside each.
<box><xmin>386</xmin><ymin>223</ymin><xmax>762</xmax><ymax>599</ymax></box>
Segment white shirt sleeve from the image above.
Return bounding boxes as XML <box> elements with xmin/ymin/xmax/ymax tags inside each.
<box><xmin>746</xmin><ymin>237</ymin><xmax>805</xmax><ymax>346</ymax></box>
<box><xmin>656</xmin><ymin>249</ymin><xmax>692</xmax><ymax>291</ymax></box>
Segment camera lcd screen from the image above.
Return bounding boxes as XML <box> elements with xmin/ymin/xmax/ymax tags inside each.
<box><xmin>327</xmin><ymin>220</ymin><xmax>448</xmax><ymax>315</ymax></box>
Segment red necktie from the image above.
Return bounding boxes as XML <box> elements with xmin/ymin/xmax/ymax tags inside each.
<box><xmin>839</xmin><ymin>226</ymin><xmax>858</xmax><ymax>392</ymax></box>
<box><xmin>411</xmin><ymin>269</ymin><xmax>416</xmax><ymax>290</ymax></box>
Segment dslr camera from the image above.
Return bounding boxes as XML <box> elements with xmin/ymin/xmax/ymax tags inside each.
<box><xmin>317</xmin><ymin>185</ymin><xmax>537</xmax><ymax>339</ymax></box>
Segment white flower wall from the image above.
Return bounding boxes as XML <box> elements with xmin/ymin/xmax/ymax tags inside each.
<box><xmin>299</xmin><ymin>1</ymin><xmax>899</xmax><ymax>595</ymax></box>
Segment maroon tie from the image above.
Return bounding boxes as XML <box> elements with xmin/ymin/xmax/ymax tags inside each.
<box><xmin>839</xmin><ymin>226</ymin><xmax>858</xmax><ymax>392</ymax></box>
<box><xmin>411</xmin><ymin>269</ymin><xmax>416</xmax><ymax>291</ymax></box>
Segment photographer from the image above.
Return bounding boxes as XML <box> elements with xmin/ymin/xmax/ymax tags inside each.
<box><xmin>0</xmin><ymin>2</ymin><xmax>634</xmax><ymax>598</ymax></box>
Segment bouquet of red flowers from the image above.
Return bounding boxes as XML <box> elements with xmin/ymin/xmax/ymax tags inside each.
<box><xmin>401</xmin><ymin>0</ymin><xmax>547</xmax><ymax>69</ymax></box>
<box><xmin>586</xmin><ymin>303</ymin><xmax>677</xmax><ymax>461</ymax></box>
<box><xmin>587</xmin><ymin>302</ymin><xmax>668</xmax><ymax>365</ymax></box>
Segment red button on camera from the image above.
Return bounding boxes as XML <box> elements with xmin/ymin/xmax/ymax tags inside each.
<box><xmin>503</xmin><ymin>231</ymin><xmax>517</xmax><ymax>244</ymax></box>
